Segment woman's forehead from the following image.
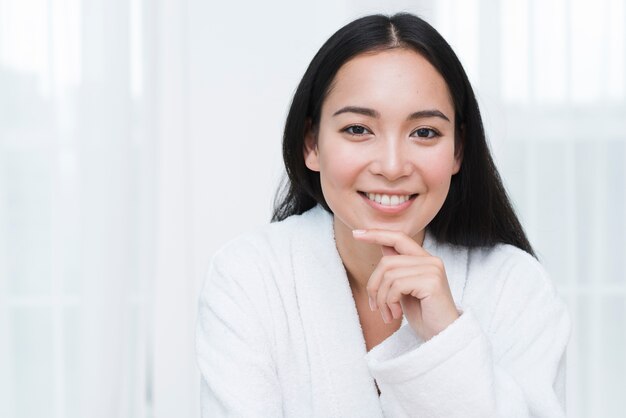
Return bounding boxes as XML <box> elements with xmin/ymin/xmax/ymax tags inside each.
<box><xmin>322</xmin><ymin>49</ymin><xmax>454</xmax><ymax>118</ymax></box>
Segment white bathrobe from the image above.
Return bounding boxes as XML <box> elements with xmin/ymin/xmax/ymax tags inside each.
<box><xmin>196</xmin><ymin>205</ymin><xmax>571</xmax><ymax>417</ymax></box>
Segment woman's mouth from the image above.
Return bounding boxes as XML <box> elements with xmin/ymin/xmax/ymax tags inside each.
<box><xmin>358</xmin><ymin>191</ymin><xmax>418</xmax><ymax>212</ymax></box>
<box><xmin>363</xmin><ymin>192</ymin><xmax>415</xmax><ymax>206</ymax></box>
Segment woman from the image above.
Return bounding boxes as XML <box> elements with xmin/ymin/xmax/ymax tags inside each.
<box><xmin>197</xmin><ymin>13</ymin><xmax>570</xmax><ymax>417</ymax></box>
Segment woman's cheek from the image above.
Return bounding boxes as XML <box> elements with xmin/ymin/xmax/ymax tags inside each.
<box><xmin>322</xmin><ymin>143</ymin><xmax>366</xmax><ymax>187</ymax></box>
<box><xmin>419</xmin><ymin>146</ymin><xmax>457</xmax><ymax>184</ymax></box>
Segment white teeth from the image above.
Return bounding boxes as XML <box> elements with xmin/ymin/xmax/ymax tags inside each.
<box><xmin>365</xmin><ymin>192</ymin><xmax>412</xmax><ymax>206</ymax></box>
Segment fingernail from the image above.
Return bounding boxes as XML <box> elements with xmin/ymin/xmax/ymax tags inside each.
<box><xmin>352</xmin><ymin>229</ymin><xmax>366</xmax><ymax>235</ymax></box>
<box><xmin>368</xmin><ymin>296</ymin><xmax>376</xmax><ymax>311</ymax></box>
<box><xmin>381</xmin><ymin>311</ymin><xmax>389</xmax><ymax>323</ymax></box>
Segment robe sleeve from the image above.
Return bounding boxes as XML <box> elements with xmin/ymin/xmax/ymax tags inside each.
<box><xmin>365</xmin><ymin>253</ymin><xmax>571</xmax><ymax>418</ymax></box>
<box><xmin>195</xmin><ymin>249</ymin><xmax>283</xmax><ymax>417</ymax></box>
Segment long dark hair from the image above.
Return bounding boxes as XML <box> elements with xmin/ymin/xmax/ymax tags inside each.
<box><xmin>271</xmin><ymin>13</ymin><xmax>535</xmax><ymax>257</ymax></box>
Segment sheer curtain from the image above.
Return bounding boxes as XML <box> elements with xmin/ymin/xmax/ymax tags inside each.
<box><xmin>1</xmin><ymin>0</ymin><xmax>624</xmax><ymax>417</ymax></box>
<box><xmin>0</xmin><ymin>0</ymin><xmax>197</xmax><ymax>417</ymax></box>
<box><xmin>1</xmin><ymin>0</ymin><xmax>148</xmax><ymax>415</ymax></box>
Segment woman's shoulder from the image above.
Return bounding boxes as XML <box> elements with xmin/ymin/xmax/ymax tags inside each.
<box><xmin>460</xmin><ymin>242</ymin><xmax>565</xmax><ymax>324</ymax></box>
<box><xmin>201</xmin><ymin>205</ymin><xmax>333</xmax><ymax>313</ymax></box>
<box><xmin>433</xmin><ymin>236</ymin><xmax>550</xmax><ymax>288</ymax></box>
<box><xmin>467</xmin><ymin>243</ymin><xmax>570</xmax><ymax>351</ymax></box>
<box><xmin>209</xmin><ymin>204</ymin><xmax>330</xmax><ymax>271</ymax></box>
<box><xmin>468</xmin><ymin>243</ymin><xmax>553</xmax><ymax>290</ymax></box>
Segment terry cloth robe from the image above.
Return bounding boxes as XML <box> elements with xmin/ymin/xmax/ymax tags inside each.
<box><xmin>196</xmin><ymin>204</ymin><xmax>571</xmax><ymax>417</ymax></box>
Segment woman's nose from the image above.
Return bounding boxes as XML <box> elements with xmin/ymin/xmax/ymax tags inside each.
<box><xmin>369</xmin><ymin>138</ymin><xmax>413</xmax><ymax>181</ymax></box>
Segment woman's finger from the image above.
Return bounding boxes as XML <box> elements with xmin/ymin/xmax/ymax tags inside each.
<box><xmin>381</xmin><ymin>245</ymin><xmax>398</xmax><ymax>256</ymax></box>
<box><xmin>366</xmin><ymin>255</ymin><xmax>425</xmax><ymax>310</ymax></box>
<box><xmin>389</xmin><ymin>300</ymin><xmax>403</xmax><ymax>319</ymax></box>
<box><xmin>376</xmin><ymin>266</ymin><xmax>423</xmax><ymax>323</ymax></box>
<box><xmin>353</xmin><ymin>229</ymin><xmax>430</xmax><ymax>257</ymax></box>
<box><xmin>384</xmin><ymin>270</ymin><xmax>434</xmax><ymax>302</ymax></box>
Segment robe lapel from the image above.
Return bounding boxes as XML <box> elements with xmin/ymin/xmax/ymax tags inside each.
<box><xmin>292</xmin><ymin>206</ymin><xmax>383</xmax><ymax>417</ymax></box>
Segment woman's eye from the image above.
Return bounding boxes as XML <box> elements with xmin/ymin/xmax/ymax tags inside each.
<box><xmin>412</xmin><ymin>128</ymin><xmax>439</xmax><ymax>138</ymax></box>
<box><xmin>344</xmin><ymin>125</ymin><xmax>371</xmax><ymax>135</ymax></box>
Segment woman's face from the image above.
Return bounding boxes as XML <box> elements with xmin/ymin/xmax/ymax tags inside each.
<box><xmin>304</xmin><ymin>48</ymin><xmax>461</xmax><ymax>243</ymax></box>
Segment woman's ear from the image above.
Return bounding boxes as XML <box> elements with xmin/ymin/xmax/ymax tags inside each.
<box><xmin>303</xmin><ymin>119</ymin><xmax>320</xmax><ymax>172</ymax></box>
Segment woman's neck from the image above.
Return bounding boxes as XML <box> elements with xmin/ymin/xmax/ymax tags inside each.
<box><xmin>333</xmin><ymin>217</ymin><xmax>382</xmax><ymax>294</ymax></box>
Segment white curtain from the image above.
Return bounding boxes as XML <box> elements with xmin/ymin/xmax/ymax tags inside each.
<box><xmin>0</xmin><ymin>0</ymin><xmax>198</xmax><ymax>417</ymax></box>
<box><xmin>1</xmin><ymin>0</ymin><xmax>624</xmax><ymax>417</ymax></box>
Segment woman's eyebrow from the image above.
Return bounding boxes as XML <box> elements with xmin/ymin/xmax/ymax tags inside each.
<box><xmin>332</xmin><ymin>106</ymin><xmax>379</xmax><ymax>118</ymax></box>
<box><xmin>408</xmin><ymin>109</ymin><xmax>450</xmax><ymax>122</ymax></box>
<box><xmin>332</xmin><ymin>106</ymin><xmax>450</xmax><ymax>122</ymax></box>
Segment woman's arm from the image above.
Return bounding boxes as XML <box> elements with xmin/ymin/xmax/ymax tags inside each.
<box><xmin>196</xmin><ymin>250</ymin><xmax>283</xmax><ymax>417</ymax></box>
<box><xmin>365</xmin><ymin>252</ymin><xmax>570</xmax><ymax>418</ymax></box>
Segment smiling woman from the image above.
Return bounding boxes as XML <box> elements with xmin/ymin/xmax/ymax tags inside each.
<box><xmin>196</xmin><ymin>13</ymin><xmax>571</xmax><ymax>418</ymax></box>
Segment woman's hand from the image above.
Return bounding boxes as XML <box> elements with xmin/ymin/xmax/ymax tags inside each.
<box><xmin>352</xmin><ymin>229</ymin><xmax>460</xmax><ymax>341</ymax></box>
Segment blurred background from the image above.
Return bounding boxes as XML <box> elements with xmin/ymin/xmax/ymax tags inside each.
<box><xmin>0</xmin><ymin>0</ymin><xmax>624</xmax><ymax>417</ymax></box>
